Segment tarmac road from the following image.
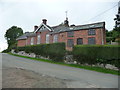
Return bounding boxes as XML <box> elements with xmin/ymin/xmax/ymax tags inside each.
<box><xmin>2</xmin><ymin>53</ymin><xmax>119</xmax><ymax>88</ymax></box>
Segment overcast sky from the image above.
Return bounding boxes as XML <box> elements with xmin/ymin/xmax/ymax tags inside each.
<box><xmin>0</xmin><ymin>0</ymin><xmax>119</xmax><ymax>52</ymax></box>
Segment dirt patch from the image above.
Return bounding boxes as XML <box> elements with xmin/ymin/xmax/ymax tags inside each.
<box><xmin>2</xmin><ymin>66</ymin><xmax>67</xmax><ymax>88</ymax></box>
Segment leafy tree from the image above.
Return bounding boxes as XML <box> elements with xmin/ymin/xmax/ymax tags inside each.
<box><xmin>113</xmin><ymin>4</ymin><xmax>120</xmax><ymax>44</ymax></box>
<box><xmin>106</xmin><ymin>4</ymin><xmax>120</xmax><ymax>43</ymax></box>
<box><xmin>106</xmin><ymin>30</ymin><xmax>114</xmax><ymax>42</ymax></box>
<box><xmin>4</xmin><ymin>26</ymin><xmax>23</xmax><ymax>51</ymax></box>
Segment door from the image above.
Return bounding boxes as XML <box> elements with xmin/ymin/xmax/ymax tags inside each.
<box><xmin>77</xmin><ymin>38</ymin><xmax>83</xmax><ymax>45</ymax></box>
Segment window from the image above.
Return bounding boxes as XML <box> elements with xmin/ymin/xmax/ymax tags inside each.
<box><xmin>67</xmin><ymin>39</ymin><xmax>74</xmax><ymax>47</ymax></box>
<box><xmin>31</xmin><ymin>37</ymin><xmax>34</xmax><ymax>45</ymax></box>
<box><xmin>67</xmin><ymin>31</ymin><xmax>74</xmax><ymax>37</ymax></box>
<box><xmin>88</xmin><ymin>29</ymin><xmax>96</xmax><ymax>35</ymax></box>
<box><xmin>46</xmin><ymin>34</ymin><xmax>49</xmax><ymax>44</ymax></box>
<box><xmin>88</xmin><ymin>37</ymin><xmax>96</xmax><ymax>44</ymax></box>
<box><xmin>37</xmin><ymin>35</ymin><xmax>40</xmax><ymax>44</ymax></box>
<box><xmin>77</xmin><ymin>38</ymin><xmax>83</xmax><ymax>45</ymax></box>
<box><xmin>53</xmin><ymin>34</ymin><xmax>58</xmax><ymax>43</ymax></box>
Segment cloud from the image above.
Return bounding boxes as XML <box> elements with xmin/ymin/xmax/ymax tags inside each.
<box><xmin>0</xmin><ymin>0</ymin><xmax>118</xmax><ymax>51</ymax></box>
<box><xmin>0</xmin><ymin>42</ymin><xmax>7</xmax><ymax>52</ymax></box>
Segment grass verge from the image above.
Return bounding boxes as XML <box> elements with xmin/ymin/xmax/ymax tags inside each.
<box><xmin>8</xmin><ymin>53</ymin><xmax>119</xmax><ymax>76</ymax></box>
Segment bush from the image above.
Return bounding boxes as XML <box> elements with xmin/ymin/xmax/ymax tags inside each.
<box><xmin>73</xmin><ymin>45</ymin><xmax>120</xmax><ymax>67</ymax></box>
<box><xmin>2</xmin><ymin>49</ymin><xmax>10</xmax><ymax>53</ymax></box>
<box><xmin>16</xmin><ymin>43</ymin><xmax>66</xmax><ymax>62</ymax></box>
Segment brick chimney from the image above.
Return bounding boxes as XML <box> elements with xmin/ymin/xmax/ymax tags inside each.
<box><xmin>34</xmin><ymin>25</ymin><xmax>38</xmax><ymax>31</ymax></box>
<box><xmin>42</xmin><ymin>19</ymin><xmax>47</xmax><ymax>25</ymax></box>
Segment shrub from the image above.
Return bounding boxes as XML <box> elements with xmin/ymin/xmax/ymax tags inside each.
<box><xmin>16</xmin><ymin>43</ymin><xmax>66</xmax><ymax>62</ymax></box>
<box><xmin>73</xmin><ymin>45</ymin><xmax>120</xmax><ymax>67</ymax></box>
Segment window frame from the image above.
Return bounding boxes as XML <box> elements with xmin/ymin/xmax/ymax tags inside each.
<box><xmin>53</xmin><ymin>34</ymin><xmax>58</xmax><ymax>43</ymax></box>
<box><xmin>37</xmin><ymin>35</ymin><xmax>41</xmax><ymax>44</ymax></box>
<box><xmin>67</xmin><ymin>39</ymin><xmax>74</xmax><ymax>47</ymax></box>
<box><xmin>77</xmin><ymin>38</ymin><xmax>83</xmax><ymax>45</ymax></box>
<box><xmin>46</xmin><ymin>34</ymin><xmax>50</xmax><ymax>44</ymax></box>
<box><xmin>30</xmin><ymin>37</ymin><xmax>34</xmax><ymax>45</ymax></box>
<box><xmin>67</xmin><ymin>31</ymin><xmax>74</xmax><ymax>37</ymax></box>
<box><xmin>88</xmin><ymin>37</ymin><xmax>96</xmax><ymax>45</ymax></box>
<box><xmin>88</xmin><ymin>29</ymin><xmax>96</xmax><ymax>35</ymax></box>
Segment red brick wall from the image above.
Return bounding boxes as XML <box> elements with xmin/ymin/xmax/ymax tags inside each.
<box><xmin>50</xmin><ymin>34</ymin><xmax>53</xmax><ymax>43</ymax></box>
<box><xmin>58</xmin><ymin>28</ymin><xmax>106</xmax><ymax>51</ymax></box>
<box><xmin>36</xmin><ymin>30</ymin><xmax>50</xmax><ymax>44</ymax></box>
<box><xmin>17</xmin><ymin>27</ymin><xmax>106</xmax><ymax>51</ymax></box>
<box><xmin>26</xmin><ymin>36</ymin><xmax>36</xmax><ymax>45</ymax></box>
<box><xmin>17</xmin><ymin>39</ymin><xmax>26</xmax><ymax>47</ymax></box>
<box><xmin>26</xmin><ymin>37</ymin><xmax>31</xmax><ymax>45</ymax></box>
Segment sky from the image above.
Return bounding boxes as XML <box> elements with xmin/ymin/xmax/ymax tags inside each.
<box><xmin>0</xmin><ymin>0</ymin><xmax>119</xmax><ymax>52</ymax></box>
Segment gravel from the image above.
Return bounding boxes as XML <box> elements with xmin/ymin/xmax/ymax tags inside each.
<box><xmin>2</xmin><ymin>66</ymin><xmax>67</xmax><ymax>88</ymax></box>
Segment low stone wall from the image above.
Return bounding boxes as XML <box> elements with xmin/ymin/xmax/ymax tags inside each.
<box><xmin>11</xmin><ymin>50</ymin><xmax>36</xmax><ymax>58</ymax></box>
<box><xmin>11</xmin><ymin>50</ymin><xmax>118</xmax><ymax>71</ymax></box>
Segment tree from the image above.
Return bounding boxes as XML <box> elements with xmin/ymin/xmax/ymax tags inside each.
<box><xmin>106</xmin><ymin>2</ymin><xmax>120</xmax><ymax>43</ymax></box>
<box><xmin>4</xmin><ymin>26</ymin><xmax>23</xmax><ymax>51</ymax></box>
<box><xmin>106</xmin><ymin>30</ymin><xmax>114</xmax><ymax>43</ymax></box>
<box><xmin>113</xmin><ymin>2</ymin><xmax>120</xmax><ymax>44</ymax></box>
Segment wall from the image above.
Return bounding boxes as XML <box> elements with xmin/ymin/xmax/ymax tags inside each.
<box><xmin>36</xmin><ymin>30</ymin><xmax>50</xmax><ymax>44</ymax></box>
<box><xmin>58</xmin><ymin>27</ymin><xmax>106</xmax><ymax>51</ymax></box>
<box><xmin>17</xmin><ymin>27</ymin><xmax>106</xmax><ymax>51</ymax></box>
<box><xmin>17</xmin><ymin>39</ymin><xmax>26</xmax><ymax>47</ymax></box>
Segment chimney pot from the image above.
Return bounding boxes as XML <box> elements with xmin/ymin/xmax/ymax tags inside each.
<box><xmin>42</xmin><ymin>19</ymin><xmax>47</xmax><ymax>25</ymax></box>
<box><xmin>34</xmin><ymin>25</ymin><xmax>38</xmax><ymax>31</ymax></box>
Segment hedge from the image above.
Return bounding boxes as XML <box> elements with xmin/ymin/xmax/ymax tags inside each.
<box><xmin>73</xmin><ymin>45</ymin><xmax>120</xmax><ymax>68</ymax></box>
<box><xmin>15</xmin><ymin>43</ymin><xmax>66</xmax><ymax>62</ymax></box>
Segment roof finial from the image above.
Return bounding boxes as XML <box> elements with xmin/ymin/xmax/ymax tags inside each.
<box><xmin>65</xmin><ymin>11</ymin><xmax>68</xmax><ymax>20</ymax></box>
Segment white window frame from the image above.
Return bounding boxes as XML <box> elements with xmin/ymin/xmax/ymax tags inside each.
<box><xmin>37</xmin><ymin>35</ymin><xmax>41</xmax><ymax>44</ymax></box>
<box><xmin>53</xmin><ymin>34</ymin><xmax>58</xmax><ymax>43</ymax></box>
<box><xmin>46</xmin><ymin>34</ymin><xmax>49</xmax><ymax>44</ymax></box>
<box><xmin>31</xmin><ymin>37</ymin><xmax>34</xmax><ymax>45</ymax></box>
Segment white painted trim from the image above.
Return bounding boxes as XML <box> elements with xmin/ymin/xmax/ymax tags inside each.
<box><xmin>34</xmin><ymin>23</ymin><xmax>52</xmax><ymax>33</ymax></box>
<box><xmin>101</xmin><ymin>28</ymin><xmax>104</xmax><ymax>45</ymax></box>
<box><xmin>31</xmin><ymin>37</ymin><xmax>34</xmax><ymax>45</ymax></box>
<box><xmin>53</xmin><ymin>34</ymin><xmax>58</xmax><ymax>43</ymax></box>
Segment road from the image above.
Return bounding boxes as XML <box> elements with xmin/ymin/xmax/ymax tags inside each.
<box><xmin>2</xmin><ymin>53</ymin><xmax>119</xmax><ymax>88</ymax></box>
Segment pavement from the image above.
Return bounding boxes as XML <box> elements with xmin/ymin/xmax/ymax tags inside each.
<box><xmin>2</xmin><ymin>53</ymin><xmax>119</xmax><ymax>88</ymax></box>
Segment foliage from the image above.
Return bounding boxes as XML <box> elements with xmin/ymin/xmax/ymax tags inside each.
<box><xmin>16</xmin><ymin>43</ymin><xmax>66</xmax><ymax>62</ymax></box>
<box><xmin>2</xmin><ymin>49</ymin><xmax>10</xmax><ymax>53</ymax></box>
<box><xmin>106</xmin><ymin>29</ymin><xmax>120</xmax><ymax>42</ymax></box>
<box><xmin>9</xmin><ymin>53</ymin><xmax>120</xmax><ymax>75</ymax></box>
<box><xmin>4</xmin><ymin>26</ymin><xmax>23</xmax><ymax>51</ymax></box>
<box><xmin>73</xmin><ymin>45</ymin><xmax>120</xmax><ymax>68</ymax></box>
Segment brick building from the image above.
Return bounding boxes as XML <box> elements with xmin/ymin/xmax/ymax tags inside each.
<box><xmin>17</xmin><ymin>19</ymin><xmax>106</xmax><ymax>50</ymax></box>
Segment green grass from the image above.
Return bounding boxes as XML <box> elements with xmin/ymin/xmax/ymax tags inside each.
<box><xmin>8</xmin><ymin>53</ymin><xmax>120</xmax><ymax>76</ymax></box>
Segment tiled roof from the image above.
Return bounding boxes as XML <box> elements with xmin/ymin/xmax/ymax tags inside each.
<box><xmin>16</xmin><ymin>32</ymin><xmax>36</xmax><ymax>40</ymax></box>
<box><xmin>49</xmin><ymin>22</ymin><xmax>105</xmax><ymax>34</ymax></box>
<box><xmin>50</xmin><ymin>25</ymin><xmax>69</xmax><ymax>34</ymax></box>
<box><xmin>17</xmin><ymin>22</ymin><xmax>105</xmax><ymax>40</ymax></box>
